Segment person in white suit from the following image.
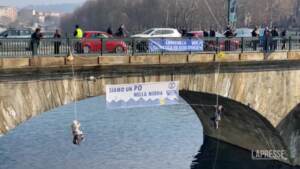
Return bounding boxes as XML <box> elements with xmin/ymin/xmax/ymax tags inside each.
<box><xmin>71</xmin><ymin>120</ymin><xmax>84</xmax><ymax>145</ymax></box>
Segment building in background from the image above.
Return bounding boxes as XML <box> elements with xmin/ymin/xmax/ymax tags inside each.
<box><xmin>0</xmin><ymin>6</ymin><xmax>17</xmax><ymax>25</ymax></box>
<box><xmin>16</xmin><ymin>8</ymin><xmax>61</xmax><ymax>31</ymax></box>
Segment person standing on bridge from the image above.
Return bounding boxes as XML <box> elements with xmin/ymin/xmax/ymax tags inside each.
<box><xmin>116</xmin><ymin>24</ymin><xmax>127</xmax><ymax>38</ymax></box>
<box><xmin>73</xmin><ymin>25</ymin><xmax>84</xmax><ymax>53</ymax></box>
<box><xmin>224</xmin><ymin>26</ymin><xmax>234</xmax><ymax>51</ymax></box>
<box><xmin>251</xmin><ymin>26</ymin><xmax>259</xmax><ymax>51</ymax></box>
<box><xmin>263</xmin><ymin>27</ymin><xmax>271</xmax><ymax>52</ymax></box>
<box><xmin>209</xmin><ymin>28</ymin><xmax>216</xmax><ymax>37</ymax></box>
<box><xmin>271</xmin><ymin>27</ymin><xmax>279</xmax><ymax>51</ymax></box>
<box><xmin>107</xmin><ymin>26</ymin><xmax>113</xmax><ymax>36</ymax></box>
<box><xmin>53</xmin><ymin>29</ymin><xmax>61</xmax><ymax>55</ymax></box>
<box><xmin>30</xmin><ymin>28</ymin><xmax>42</xmax><ymax>56</ymax></box>
<box><xmin>203</xmin><ymin>29</ymin><xmax>209</xmax><ymax>37</ymax></box>
<box><xmin>281</xmin><ymin>29</ymin><xmax>287</xmax><ymax>50</ymax></box>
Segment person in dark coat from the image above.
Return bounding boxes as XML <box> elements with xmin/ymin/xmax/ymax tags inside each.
<box><xmin>116</xmin><ymin>24</ymin><xmax>127</xmax><ymax>38</ymax></box>
<box><xmin>263</xmin><ymin>27</ymin><xmax>271</xmax><ymax>52</ymax></box>
<box><xmin>281</xmin><ymin>30</ymin><xmax>287</xmax><ymax>50</ymax></box>
<box><xmin>203</xmin><ymin>29</ymin><xmax>209</xmax><ymax>37</ymax></box>
<box><xmin>271</xmin><ymin>27</ymin><xmax>279</xmax><ymax>50</ymax></box>
<box><xmin>209</xmin><ymin>29</ymin><xmax>216</xmax><ymax>37</ymax></box>
<box><xmin>31</xmin><ymin>28</ymin><xmax>42</xmax><ymax>56</ymax></box>
<box><xmin>53</xmin><ymin>29</ymin><xmax>61</xmax><ymax>55</ymax></box>
<box><xmin>224</xmin><ymin>26</ymin><xmax>234</xmax><ymax>51</ymax></box>
<box><xmin>180</xmin><ymin>27</ymin><xmax>188</xmax><ymax>37</ymax></box>
<box><xmin>251</xmin><ymin>27</ymin><xmax>259</xmax><ymax>51</ymax></box>
<box><xmin>107</xmin><ymin>26</ymin><xmax>113</xmax><ymax>36</ymax></box>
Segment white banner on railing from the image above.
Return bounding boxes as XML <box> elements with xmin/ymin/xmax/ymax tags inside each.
<box><xmin>106</xmin><ymin>81</ymin><xmax>179</xmax><ymax>109</ymax></box>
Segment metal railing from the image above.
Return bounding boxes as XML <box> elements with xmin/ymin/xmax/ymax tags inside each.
<box><xmin>0</xmin><ymin>36</ymin><xmax>299</xmax><ymax>57</ymax></box>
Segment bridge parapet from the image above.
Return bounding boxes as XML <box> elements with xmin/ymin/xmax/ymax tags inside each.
<box><xmin>0</xmin><ymin>51</ymin><xmax>299</xmax><ymax>69</ymax></box>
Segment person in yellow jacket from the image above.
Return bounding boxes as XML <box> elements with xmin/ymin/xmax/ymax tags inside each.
<box><xmin>73</xmin><ymin>25</ymin><xmax>83</xmax><ymax>53</ymax></box>
<box><xmin>73</xmin><ymin>25</ymin><xmax>83</xmax><ymax>38</ymax></box>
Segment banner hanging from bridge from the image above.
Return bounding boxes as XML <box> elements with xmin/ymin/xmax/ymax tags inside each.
<box><xmin>148</xmin><ymin>39</ymin><xmax>203</xmax><ymax>52</ymax></box>
<box><xmin>228</xmin><ymin>0</ymin><xmax>237</xmax><ymax>23</ymax></box>
<box><xmin>106</xmin><ymin>81</ymin><xmax>179</xmax><ymax>109</ymax></box>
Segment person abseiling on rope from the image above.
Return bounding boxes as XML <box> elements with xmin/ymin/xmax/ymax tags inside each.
<box><xmin>213</xmin><ymin>105</ymin><xmax>223</xmax><ymax>129</ymax></box>
<box><xmin>71</xmin><ymin>120</ymin><xmax>84</xmax><ymax>145</ymax></box>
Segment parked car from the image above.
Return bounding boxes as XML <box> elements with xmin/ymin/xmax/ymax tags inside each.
<box><xmin>131</xmin><ymin>28</ymin><xmax>182</xmax><ymax>38</ymax></box>
<box><xmin>0</xmin><ymin>28</ymin><xmax>32</xmax><ymax>38</ymax></box>
<box><xmin>78</xmin><ymin>31</ymin><xmax>127</xmax><ymax>54</ymax></box>
<box><xmin>0</xmin><ymin>27</ymin><xmax>6</xmax><ymax>34</ymax></box>
<box><xmin>0</xmin><ymin>28</ymin><xmax>32</xmax><ymax>51</ymax></box>
<box><xmin>186</xmin><ymin>31</ymin><xmax>204</xmax><ymax>38</ymax></box>
<box><xmin>186</xmin><ymin>30</ymin><xmax>240</xmax><ymax>51</ymax></box>
<box><xmin>131</xmin><ymin>28</ymin><xmax>182</xmax><ymax>52</ymax></box>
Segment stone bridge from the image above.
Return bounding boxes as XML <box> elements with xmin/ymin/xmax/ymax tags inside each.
<box><xmin>0</xmin><ymin>51</ymin><xmax>299</xmax><ymax>166</ymax></box>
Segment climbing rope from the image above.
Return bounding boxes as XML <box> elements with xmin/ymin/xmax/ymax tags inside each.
<box><xmin>215</xmin><ymin>62</ymin><xmax>221</xmax><ymax>107</ymax></box>
<box><xmin>212</xmin><ymin>62</ymin><xmax>221</xmax><ymax>169</ymax></box>
<box><xmin>67</xmin><ymin>50</ymin><xmax>78</xmax><ymax>121</ymax></box>
<box><xmin>71</xmin><ymin>62</ymin><xmax>78</xmax><ymax>121</ymax></box>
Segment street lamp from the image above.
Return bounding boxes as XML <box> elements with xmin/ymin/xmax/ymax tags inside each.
<box><xmin>228</xmin><ymin>0</ymin><xmax>237</xmax><ymax>28</ymax></box>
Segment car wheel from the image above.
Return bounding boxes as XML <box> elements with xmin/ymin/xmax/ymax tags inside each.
<box><xmin>83</xmin><ymin>46</ymin><xmax>90</xmax><ymax>54</ymax></box>
<box><xmin>115</xmin><ymin>46</ymin><xmax>124</xmax><ymax>54</ymax></box>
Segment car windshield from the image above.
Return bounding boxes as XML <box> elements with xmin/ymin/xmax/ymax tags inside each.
<box><xmin>98</xmin><ymin>33</ymin><xmax>108</xmax><ymax>38</ymax></box>
<box><xmin>142</xmin><ymin>29</ymin><xmax>154</xmax><ymax>35</ymax></box>
<box><xmin>84</xmin><ymin>32</ymin><xmax>109</xmax><ymax>38</ymax></box>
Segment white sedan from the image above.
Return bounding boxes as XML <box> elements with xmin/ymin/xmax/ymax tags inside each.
<box><xmin>131</xmin><ymin>28</ymin><xmax>182</xmax><ymax>38</ymax></box>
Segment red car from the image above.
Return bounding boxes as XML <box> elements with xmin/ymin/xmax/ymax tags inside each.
<box><xmin>80</xmin><ymin>31</ymin><xmax>127</xmax><ymax>54</ymax></box>
<box><xmin>186</xmin><ymin>31</ymin><xmax>240</xmax><ymax>51</ymax></box>
<box><xmin>186</xmin><ymin>31</ymin><xmax>204</xmax><ymax>38</ymax></box>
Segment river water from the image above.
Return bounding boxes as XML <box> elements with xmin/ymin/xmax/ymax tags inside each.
<box><xmin>0</xmin><ymin>96</ymin><xmax>203</xmax><ymax>169</ymax></box>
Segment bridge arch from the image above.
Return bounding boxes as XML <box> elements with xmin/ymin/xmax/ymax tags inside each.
<box><xmin>181</xmin><ymin>90</ymin><xmax>289</xmax><ymax>165</ymax></box>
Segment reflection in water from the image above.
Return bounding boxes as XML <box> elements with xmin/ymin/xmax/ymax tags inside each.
<box><xmin>191</xmin><ymin>136</ymin><xmax>300</xmax><ymax>169</ymax></box>
<box><xmin>0</xmin><ymin>96</ymin><xmax>203</xmax><ymax>169</ymax></box>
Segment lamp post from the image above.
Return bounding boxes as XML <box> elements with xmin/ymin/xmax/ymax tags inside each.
<box><xmin>228</xmin><ymin>0</ymin><xmax>237</xmax><ymax>28</ymax></box>
<box><xmin>227</xmin><ymin>0</ymin><xmax>230</xmax><ymax>26</ymax></box>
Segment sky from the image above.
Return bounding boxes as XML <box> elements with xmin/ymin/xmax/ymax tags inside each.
<box><xmin>0</xmin><ymin>0</ymin><xmax>87</xmax><ymax>8</ymax></box>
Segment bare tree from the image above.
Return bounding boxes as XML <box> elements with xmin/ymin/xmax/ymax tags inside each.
<box><xmin>60</xmin><ymin>0</ymin><xmax>299</xmax><ymax>34</ymax></box>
